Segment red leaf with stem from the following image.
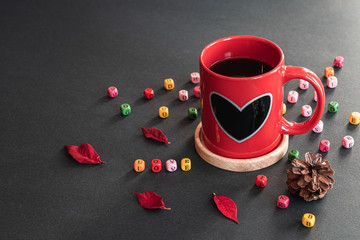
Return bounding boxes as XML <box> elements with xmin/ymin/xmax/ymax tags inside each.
<box><xmin>133</xmin><ymin>192</ymin><xmax>171</xmax><ymax>210</ymax></box>
<box><xmin>213</xmin><ymin>193</ymin><xmax>239</xmax><ymax>224</ymax></box>
<box><xmin>65</xmin><ymin>143</ymin><xmax>105</xmax><ymax>164</ymax></box>
<box><xmin>140</xmin><ymin>127</ymin><xmax>170</xmax><ymax>144</ymax></box>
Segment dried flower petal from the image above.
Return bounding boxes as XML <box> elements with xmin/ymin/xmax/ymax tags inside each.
<box><xmin>133</xmin><ymin>192</ymin><xmax>171</xmax><ymax>210</ymax></box>
<box><xmin>140</xmin><ymin>127</ymin><xmax>170</xmax><ymax>144</ymax></box>
<box><xmin>213</xmin><ymin>193</ymin><xmax>239</xmax><ymax>224</ymax></box>
<box><xmin>65</xmin><ymin>143</ymin><xmax>104</xmax><ymax>164</ymax></box>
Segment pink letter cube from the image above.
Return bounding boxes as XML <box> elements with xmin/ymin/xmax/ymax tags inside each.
<box><xmin>319</xmin><ymin>140</ymin><xmax>330</xmax><ymax>152</ymax></box>
<box><xmin>287</xmin><ymin>90</ymin><xmax>298</xmax><ymax>103</ymax></box>
<box><xmin>334</xmin><ymin>56</ymin><xmax>344</xmax><ymax>68</ymax></box>
<box><xmin>327</xmin><ymin>76</ymin><xmax>338</xmax><ymax>88</ymax></box>
<box><xmin>313</xmin><ymin>120</ymin><xmax>324</xmax><ymax>133</ymax></box>
<box><xmin>314</xmin><ymin>91</ymin><xmax>318</xmax><ymax>102</ymax></box>
<box><xmin>194</xmin><ymin>86</ymin><xmax>201</xmax><ymax>98</ymax></box>
<box><xmin>179</xmin><ymin>90</ymin><xmax>188</xmax><ymax>101</ymax></box>
<box><xmin>301</xmin><ymin>105</ymin><xmax>312</xmax><ymax>117</ymax></box>
<box><xmin>342</xmin><ymin>136</ymin><xmax>354</xmax><ymax>148</ymax></box>
<box><xmin>190</xmin><ymin>72</ymin><xmax>200</xmax><ymax>84</ymax></box>
<box><xmin>299</xmin><ymin>80</ymin><xmax>309</xmax><ymax>90</ymax></box>
<box><xmin>277</xmin><ymin>195</ymin><xmax>289</xmax><ymax>209</ymax></box>
<box><xmin>107</xmin><ymin>86</ymin><xmax>118</xmax><ymax>98</ymax></box>
<box><xmin>166</xmin><ymin>159</ymin><xmax>177</xmax><ymax>172</ymax></box>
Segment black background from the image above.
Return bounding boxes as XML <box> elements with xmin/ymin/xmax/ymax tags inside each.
<box><xmin>1</xmin><ymin>0</ymin><xmax>359</xmax><ymax>239</ymax></box>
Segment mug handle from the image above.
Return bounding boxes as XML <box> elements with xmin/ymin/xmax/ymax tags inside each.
<box><xmin>280</xmin><ymin>66</ymin><xmax>325</xmax><ymax>135</ymax></box>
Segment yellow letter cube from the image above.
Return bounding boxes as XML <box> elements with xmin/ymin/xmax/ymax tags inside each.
<box><xmin>181</xmin><ymin>158</ymin><xmax>191</xmax><ymax>171</ymax></box>
<box><xmin>282</xmin><ymin>103</ymin><xmax>286</xmax><ymax>115</ymax></box>
<box><xmin>134</xmin><ymin>159</ymin><xmax>145</xmax><ymax>172</ymax></box>
<box><xmin>349</xmin><ymin>112</ymin><xmax>360</xmax><ymax>125</ymax></box>
<box><xmin>164</xmin><ymin>78</ymin><xmax>175</xmax><ymax>90</ymax></box>
<box><xmin>159</xmin><ymin>106</ymin><xmax>169</xmax><ymax>118</ymax></box>
<box><xmin>302</xmin><ymin>213</ymin><xmax>315</xmax><ymax>228</ymax></box>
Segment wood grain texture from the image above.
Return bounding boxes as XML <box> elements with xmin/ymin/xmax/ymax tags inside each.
<box><xmin>194</xmin><ymin>122</ymin><xmax>289</xmax><ymax>172</ymax></box>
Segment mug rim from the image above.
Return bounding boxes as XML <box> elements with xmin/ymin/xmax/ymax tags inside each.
<box><xmin>200</xmin><ymin>35</ymin><xmax>285</xmax><ymax>80</ymax></box>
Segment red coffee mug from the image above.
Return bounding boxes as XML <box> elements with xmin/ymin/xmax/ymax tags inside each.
<box><xmin>200</xmin><ymin>36</ymin><xmax>325</xmax><ymax>158</ymax></box>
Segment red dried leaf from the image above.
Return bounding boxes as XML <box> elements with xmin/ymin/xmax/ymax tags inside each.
<box><xmin>213</xmin><ymin>193</ymin><xmax>239</xmax><ymax>224</ymax></box>
<box><xmin>140</xmin><ymin>127</ymin><xmax>170</xmax><ymax>144</ymax></box>
<box><xmin>65</xmin><ymin>143</ymin><xmax>104</xmax><ymax>164</ymax></box>
<box><xmin>133</xmin><ymin>191</ymin><xmax>171</xmax><ymax>210</ymax></box>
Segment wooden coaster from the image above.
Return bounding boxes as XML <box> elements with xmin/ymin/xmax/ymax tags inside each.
<box><xmin>194</xmin><ymin>122</ymin><xmax>289</xmax><ymax>172</ymax></box>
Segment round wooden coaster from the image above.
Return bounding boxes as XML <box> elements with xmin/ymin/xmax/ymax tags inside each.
<box><xmin>194</xmin><ymin>122</ymin><xmax>289</xmax><ymax>172</ymax></box>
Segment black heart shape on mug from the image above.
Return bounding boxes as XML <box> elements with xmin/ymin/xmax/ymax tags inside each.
<box><xmin>210</xmin><ymin>92</ymin><xmax>272</xmax><ymax>143</ymax></box>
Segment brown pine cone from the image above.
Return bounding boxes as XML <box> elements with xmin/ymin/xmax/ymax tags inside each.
<box><xmin>286</xmin><ymin>152</ymin><xmax>335</xmax><ymax>202</ymax></box>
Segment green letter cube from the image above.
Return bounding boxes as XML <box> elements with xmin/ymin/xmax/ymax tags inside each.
<box><xmin>121</xmin><ymin>103</ymin><xmax>131</xmax><ymax>116</ymax></box>
<box><xmin>188</xmin><ymin>107</ymin><xmax>198</xmax><ymax>120</ymax></box>
<box><xmin>288</xmin><ymin>149</ymin><xmax>299</xmax><ymax>162</ymax></box>
<box><xmin>328</xmin><ymin>101</ymin><xmax>339</xmax><ymax>113</ymax></box>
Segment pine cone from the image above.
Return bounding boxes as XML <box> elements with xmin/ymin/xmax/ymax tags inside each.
<box><xmin>286</xmin><ymin>152</ymin><xmax>335</xmax><ymax>202</ymax></box>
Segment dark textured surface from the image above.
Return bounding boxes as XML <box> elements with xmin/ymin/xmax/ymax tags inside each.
<box><xmin>1</xmin><ymin>0</ymin><xmax>359</xmax><ymax>239</ymax></box>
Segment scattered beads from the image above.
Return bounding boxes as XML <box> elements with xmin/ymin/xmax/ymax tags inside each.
<box><xmin>164</xmin><ymin>78</ymin><xmax>175</xmax><ymax>90</ymax></box>
<box><xmin>299</xmin><ymin>79</ymin><xmax>309</xmax><ymax>90</ymax></box>
<box><xmin>179</xmin><ymin>90</ymin><xmax>189</xmax><ymax>101</ymax></box>
<box><xmin>194</xmin><ymin>86</ymin><xmax>201</xmax><ymax>98</ymax></box>
<box><xmin>328</xmin><ymin>101</ymin><xmax>339</xmax><ymax>113</ymax></box>
<box><xmin>342</xmin><ymin>136</ymin><xmax>354</xmax><ymax>148</ymax></box>
<box><xmin>287</xmin><ymin>90</ymin><xmax>299</xmax><ymax>103</ymax></box>
<box><xmin>282</xmin><ymin>103</ymin><xmax>286</xmax><ymax>115</ymax></box>
<box><xmin>134</xmin><ymin>159</ymin><xmax>145</xmax><ymax>172</ymax></box>
<box><xmin>324</xmin><ymin>67</ymin><xmax>334</xmax><ymax>78</ymax></box>
<box><xmin>319</xmin><ymin>140</ymin><xmax>330</xmax><ymax>152</ymax></box>
<box><xmin>349</xmin><ymin>112</ymin><xmax>360</xmax><ymax>125</ymax></box>
<box><xmin>144</xmin><ymin>88</ymin><xmax>154</xmax><ymax>100</ymax></box>
<box><xmin>181</xmin><ymin>158</ymin><xmax>191</xmax><ymax>171</ymax></box>
<box><xmin>255</xmin><ymin>175</ymin><xmax>267</xmax><ymax>187</ymax></box>
<box><xmin>327</xmin><ymin>76</ymin><xmax>338</xmax><ymax>88</ymax></box>
<box><xmin>301</xmin><ymin>105</ymin><xmax>312</xmax><ymax>117</ymax></box>
<box><xmin>159</xmin><ymin>106</ymin><xmax>169</xmax><ymax>118</ymax></box>
<box><xmin>107</xmin><ymin>86</ymin><xmax>118</xmax><ymax>98</ymax></box>
<box><xmin>288</xmin><ymin>149</ymin><xmax>299</xmax><ymax>162</ymax></box>
<box><xmin>188</xmin><ymin>107</ymin><xmax>198</xmax><ymax>120</ymax></box>
<box><xmin>190</xmin><ymin>72</ymin><xmax>200</xmax><ymax>84</ymax></box>
<box><xmin>314</xmin><ymin>91</ymin><xmax>318</xmax><ymax>102</ymax></box>
<box><xmin>334</xmin><ymin>56</ymin><xmax>344</xmax><ymax>68</ymax></box>
<box><xmin>166</xmin><ymin>159</ymin><xmax>177</xmax><ymax>172</ymax></box>
<box><xmin>277</xmin><ymin>195</ymin><xmax>289</xmax><ymax>209</ymax></box>
<box><xmin>302</xmin><ymin>213</ymin><xmax>315</xmax><ymax>228</ymax></box>
<box><xmin>151</xmin><ymin>159</ymin><xmax>162</xmax><ymax>172</ymax></box>
<box><xmin>313</xmin><ymin>120</ymin><xmax>324</xmax><ymax>133</ymax></box>
<box><xmin>120</xmin><ymin>103</ymin><xmax>131</xmax><ymax>116</ymax></box>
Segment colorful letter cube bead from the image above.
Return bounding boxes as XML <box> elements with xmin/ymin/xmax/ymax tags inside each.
<box><xmin>324</xmin><ymin>67</ymin><xmax>334</xmax><ymax>78</ymax></box>
<box><xmin>190</xmin><ymin>72</ymin><xmax>200</xmax><ymax>84</ymax></box>
<box><xmin>287</xmin><ymin>90</ymin><xmax>298</xmax><ymax>103</ymax></box>
<box><xmin>313</xmin><ymin>120</ymin><xmax>324</xmax><ymax>133</ymax></box>
<box><xmin>107</xmin><ymin>86</ymin><xmax>118</xmax><ymax>98</ymax></box>
<box><xmin>349</xmin><ymin>112</ymin><xmax>360</xmax><ymax>125</ymax></box>
<box><xmin>328</xmin><ymin>101</ymin><xmax>339</xmax><ymax>113</ymax></box>
<box><xmin>319</xmin><ymin>140</ymin><xmax>330</xmax><ymax>152</ymax></box>
<box><xmin>301</xmin><ymin>105</ymin><xmax>312</xmax><ymax>117</ymax></box>
<box><xmin>255</xmin><ymin>175</ymin><xmax>267</xmax><ymax>187</ymax></box>
<box><xmin>159</xmin><ymin>106</ymin><xmax>169</xmax><ymax>118</ymax></box>
<box><xmin>282</xmin><ymin>103</ymin><xmax>286</xmax><ymax>115</ymax></box>
<box><xmin>334</xmin><ymin>56</ymin><xmax>344</xmax><ymax>67</ymax></box>
<box><xmin>166</xmin><ymin>159</ymin><xmax>177</xmax><ymax>172</ymax></box>
<box><xmin>288</xmin><ymin>149</ymin><xmax>299</xmax><ymax>162</ymax></box>
<box><xmin>144</xmin><ymin>88</ymin><xmax>154</xmax><ymax>99</ymax></box>
<box><xmin>120</xmin><ymin>103</ymin><xmax>131</xmax><ymax>116</ymax></box>
<box><xmin>194</xmin><ymin>86</ymin><xmax>201</xmax><ymax>98</ymax></box>
<box><xmin>299</xmin><ymin>79</ymin><xmax>309</xmax><ymax>90</ymax></box>
<box><xmin>179</xmin><ymin>90</ymin><xmax>189</xmax><ymax>101</ymax></box>
<box><xmin>134</xmin><ymin>159</ymin><xmax>145</xmax><ymax>172</ymax></box>
<box><xmin>181</xmin><ymin>158</ymin><xmax>191</xmax><ymax>171</ymax></box>
<box><xmin>151</xmin><ymin>159</ymin><xmax>162</xmax><ymax>172</ymax></box>
<box><xmin>314</xmin><ymin>91</ymin><xmax>318</xmax><ymax>102</ymax></box>
<box><xmin>277</xmin><ymin>195</ymin><xmax>289</xmax><ymax>209</ymax></box>
<box><xmin>164</xmin><ymin>78</ymin><xmax>175</xmax><ymax>90</ymax></box>
<box><xmin>342</xmin><ymin>136</ymin><xmax>354</xmax><ymax>148</ymax></box>
<box><xmin>327</xmin><ymin>76</ymin><xmax>338</xmax><ymax>88</ymax></box>
<box><xmin>188</xmin><ymin>107</ymin><xmax>198</xmax><ymax>120</ymax></box>
<box><xmin>302</xmin><ymin>213</ymin><xmax>315</xmax><ymax>228</ymax></box>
